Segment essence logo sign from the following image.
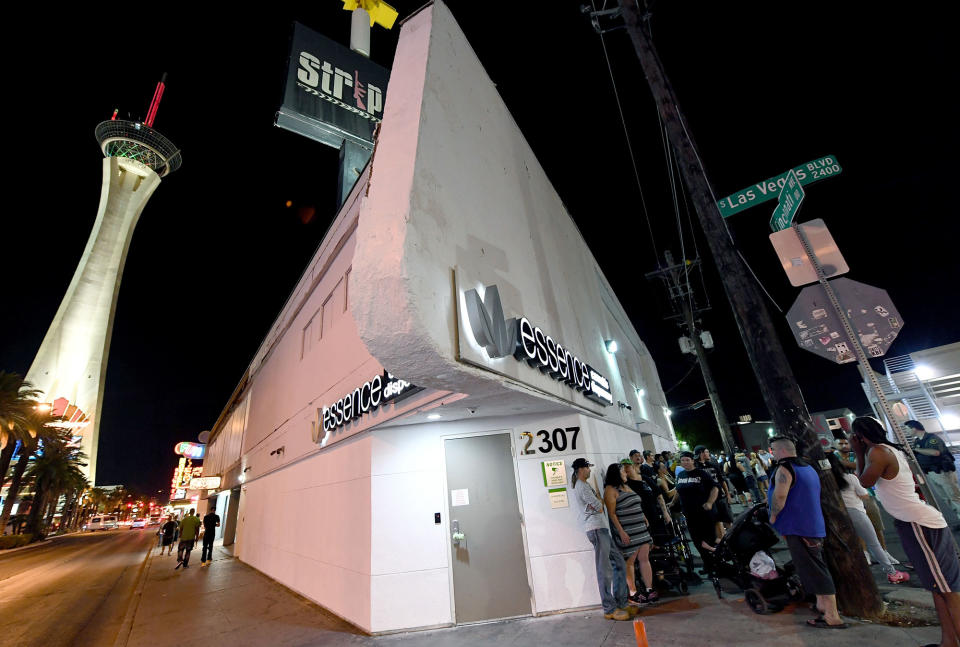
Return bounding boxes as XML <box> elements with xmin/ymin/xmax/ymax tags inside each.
<box><xmin>311</xmin><ymin>371</ymin><xmax>420</xmax><ymax>444</ymax></box>
<box><xmin>463</xmin><ymin>286</ymin><xmax>613</xmax><ymax>406</ymax></box>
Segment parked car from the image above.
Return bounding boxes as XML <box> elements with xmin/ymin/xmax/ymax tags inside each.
<box><xmin>131</xmin><ymin>518</ymin><xmax>146</xmax><ymax>529</ymax></box>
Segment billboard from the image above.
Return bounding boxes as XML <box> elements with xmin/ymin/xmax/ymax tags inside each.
<box><xmin>276</xmin><ymin>22</ymin><xmax>390</xmax><ymax>150</ymax></box>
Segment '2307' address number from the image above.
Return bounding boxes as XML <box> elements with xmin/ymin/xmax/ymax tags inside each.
<box><xmin>520</xmin><ymin>427</ymin><xmax>580</xmax><ymax>454</ymax></box>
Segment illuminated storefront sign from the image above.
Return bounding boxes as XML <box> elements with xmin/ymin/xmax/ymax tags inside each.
<box><xmin>313</xmin><ymin>371</ymin><xmax>420</xmax><ymax>440</ymax></box>
<box><xmin>464</xmin><ymin>285</ymin><xmax>613</xmax><ymax>406</ymax></box>
<box><xmin>174</xmin><ymin>442</ymin><xmax>206</xmax><ymax>459</ymax></box>
<box><xmin>189</xmin><ymin>476</ymin><xmax>222</xmax><ymax>490</ymax></box>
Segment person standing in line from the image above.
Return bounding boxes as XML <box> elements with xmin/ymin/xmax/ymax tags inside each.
<box><xmin>757</xmin><ymin>448</ymin><xmax>773</xmax><ymax>474</ymax></box>
<box><xmin>570</xmin><ymin>458</ymin><xmax>635</xmax><ymax>621</ymax></box>
<box><xmin>825</xmin><ymin>452</ymin><xmax>909</xmax><ymax>583</ymax></box>
<box><xmin>767</xmin><ymin>436</ymin><xmax>846</xmax><ymax>629</ymax></box>
<box><xmin>905</xmin><ymin>420</ymin><xmax>960</xmax><ymax>525</ymax></box>
<box><xmin>695</xmin><ymin>446</ymin><xmax>734</xmax><ymax>537</ymax></box>
<box><xmin>605</xmin><ymin>463</ymin><xmax>657</xmax><ymax>604</ymax></box>
<box><xmin>200</xmin><ymin>506</ymin><xmax>221</xmax><ymax>567</ymax></box>
<box><xmin>674</xmin><ymin>452</ymin><xmax>720</xmax><ymax>569</ymax></box>
<box><xmin>176</xmin><ymin>508</ymin><xmax>202</xmax><ymax>569</ymax></box>
<box><xmin>834</xmin><ymin>437</ymin><xmax>858</xmax><ymax>473</ymax></box>
<box><xmin>160</xmin><ymin>516</ymin><xmax>177</xmax><ymax>555</ymax></box>
<box><xmin>853</xmin><ymin>416</ymin><xmax>960</xmax><ymax>647</ymax></box>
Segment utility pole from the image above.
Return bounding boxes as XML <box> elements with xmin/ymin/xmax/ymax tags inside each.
<box><xmin>613</xmin><ymin>0</ymin><xmax>881</xmax><ymax>616</ymax></box>
<box><xmin>647</xmin><ymin>250</ymin><xmax>736</xmax><ymax>453</ymax></box>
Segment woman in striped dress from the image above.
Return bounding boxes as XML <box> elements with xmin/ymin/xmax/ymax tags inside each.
<box><xmin>604</xmin><ymin>463</ymin><xmax>655</xmax><ymax>604</ymax></box>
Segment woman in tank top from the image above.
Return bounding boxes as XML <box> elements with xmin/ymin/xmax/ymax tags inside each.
<box><xmin>604</xmin><ymin>463</ymin><xmax>655</xmax><ymax>604</ymax></box>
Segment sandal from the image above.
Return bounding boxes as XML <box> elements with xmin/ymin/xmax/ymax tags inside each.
<box><xmin>806</xmin><ymin>617</ymin><xmax>848</xmax><ymax>629</ymax></box>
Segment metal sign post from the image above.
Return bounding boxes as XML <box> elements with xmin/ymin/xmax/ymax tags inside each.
<box><xmin>792</xmin><ymin>222</ymin><xmax>939</xmax><ymax>509</ymax></box>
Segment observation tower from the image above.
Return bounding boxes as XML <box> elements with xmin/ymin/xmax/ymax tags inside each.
<box><xmin>25</xmin><ymin>77</ymin><xmax>181</xmax><ymax>484</ymax></box>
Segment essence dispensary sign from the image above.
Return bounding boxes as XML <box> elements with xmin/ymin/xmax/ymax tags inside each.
<box><xmin>312</xmin><ymin>371</ymin><xmax>421</xmax><ymax>442</ymax></box>
<box><xmin>276</xmin><ymin>22</ymin><xmax>390</xmax><ymax>150</ymax></box>
<box><xmin>464</xmin><ymin>285</ymin><xmax>613</xmax><ymax>406</ymax></box>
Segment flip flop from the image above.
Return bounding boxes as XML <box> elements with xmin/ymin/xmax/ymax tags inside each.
<box><xmin>806</xmin><ymin>617</ymin><xmax>848</xmax><ymax>629</ymax></box>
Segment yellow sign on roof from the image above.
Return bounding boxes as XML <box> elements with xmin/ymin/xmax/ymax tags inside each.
<box><xmin>342</xmin><ymin>0</ymin><xmax>398</xmax><ymax>30</ymax></box>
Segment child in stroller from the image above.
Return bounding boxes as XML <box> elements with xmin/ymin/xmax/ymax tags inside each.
<box><xmin>707</xmin><ymin>502</ymin><xmax>805</xmax><ymax>614</ymax></box>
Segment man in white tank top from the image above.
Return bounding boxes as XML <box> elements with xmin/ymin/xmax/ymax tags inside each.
<box><xmin>852</xmin><ymin>416</ymin><xmax>960</xmax><ymax>647</ymax></box>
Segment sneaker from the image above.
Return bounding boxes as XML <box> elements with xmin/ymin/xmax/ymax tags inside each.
<box><xmin>183</xmin><ymin>564</ymin><xmax>190</xmax><ymax>569</ymax></box>
<box><xmin>887</xmin><ymin>571</ymin><xmax>910</xmax><ymax>584</ymax></box>
<box><xmin>603</xmin><ymin>608</ymin><xmax>630</xmax><ymax>621</ymax></box>
<box><xmin>624</xmin><ymin>605</ymin><xmax>640</xmax><ymax>617</ymax></box>
<box><xmin>645</xmin><ymin>588</ymin><xmax>660</xmax><ymax>603</ymax></box>
<box><xmin>629</xmin><ymin>591</ymin><xmax>648</xmax><ymax>605</ymax></box>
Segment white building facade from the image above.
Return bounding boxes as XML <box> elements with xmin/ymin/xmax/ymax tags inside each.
<box><xmin>203</xmin><ymin>2</ymin><xmax>675</xmax><ymax>633</ymax></box>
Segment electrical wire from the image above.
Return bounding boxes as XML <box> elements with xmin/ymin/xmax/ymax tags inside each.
<box><xmin>674</xmin><ymin>108</ymin><xmax>784</xmax><ymax>314</ymax></box>
<box><xmin>591</xmin><ymin>0</ymin><xmax>659</xmax><ymax>267</ymax></box>
<box><xmin>664</xmin><ymin>359</ymin><xmax>699</xmax><ymax>394</ymax></box>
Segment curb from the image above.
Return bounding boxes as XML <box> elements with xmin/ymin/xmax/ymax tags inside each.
<box><xmin>111</xmin><ymin>544</ymin><xmax>156</xmax><ymax>647</ymax></box>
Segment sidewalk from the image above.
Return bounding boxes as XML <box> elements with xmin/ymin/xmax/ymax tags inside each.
<box><xmin>116</xmin><ymin>540</ymin><xmax>944</xmax><ymax>647</ymax></box>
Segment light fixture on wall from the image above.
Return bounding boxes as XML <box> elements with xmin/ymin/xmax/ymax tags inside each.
<box><xmin>427</xmin><ymin>413</ymin><xmax>442</xmax><ymax>420</ymax></box>
<box><xmin>665</xmin><ymin>409</ymin><xmax>673</xmax><ymax>416</ymax></box>
<box><xmin>605</xmin><ymin>339</ymin><xmax>618</xmax><ymax>353</ymax></box>
<box><xmin>637</xmin><ymin>388</ymin><xmax>646</xmax><ymax>397</ymax></box>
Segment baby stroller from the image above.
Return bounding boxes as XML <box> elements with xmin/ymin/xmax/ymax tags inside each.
<box><xmin>648</xmin><ymin>514</ymin><xmax>697</xmax><ymax>595</ymax></box>
<box><xmin>708</xmin><ymin>503</ymin><xmax>805</xmax><ymax>614</ymax></box>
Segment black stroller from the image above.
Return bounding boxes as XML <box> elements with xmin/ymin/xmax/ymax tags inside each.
<box><xmin>708</xmin><ymin>503</ymin><xmax>805</xmax><ymax>614</ymax></box>
<box><xmin>648</xmin><ymin>513</ymin><xmax>698</xmax><ymax>595</ymax></box>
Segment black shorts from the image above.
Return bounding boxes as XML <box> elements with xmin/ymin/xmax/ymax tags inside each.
<box><xmin>785</xmin><ymin>535</ymin><xmax>835</xmax><ymax>596</ymax></box>
<box><xmin>714</xmin><ymin>498</ymin><xmax>733</xmax><ymax>523</ymax></box>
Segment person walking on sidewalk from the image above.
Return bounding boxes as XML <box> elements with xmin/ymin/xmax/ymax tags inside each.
<box><xmin>852</xmin><ymin>416</ymin><xmax>960</xmax><ymax>647</ymax></box>
<box><xmin>200</xmin><ymin>507</ymin><xmax>220</xmax><ymax>566</ymax></box>
<box><xmin>767</xmin><ymin>436</ymin><xmax>846</xmax><ymax>629</ymax></box>
<box><xmin>176</xmin><ymin>509</ymin><xmax>202</xmax><ymax>569</ymax></box>
<box><xmin>160</xmin><ymin>516</ymin><xmax>177</xmax><ymax>555</ymax></box>
<box><xmin>905</xmin><ymin>420</ymin><xmax>960</xmax><ymax>525</ymax></box>
<box><xmin>825</xmin><ymin>452</ymin><xmax>909</xmax><ymax>584</ymax></box>
<box><xmin>571</xmin><ymin>458</ymin><xmax>634</xmax><ymax>621</ymax></box>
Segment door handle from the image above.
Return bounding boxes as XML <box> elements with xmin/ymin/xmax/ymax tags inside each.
<box><xmin>452</xmin><ymin>519</ymin><xmax>465</xmax><ymax>546</ymax></box>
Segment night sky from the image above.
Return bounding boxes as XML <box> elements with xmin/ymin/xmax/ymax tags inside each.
<box><xmin>1</xmin><ymin>3</ymin><xmax>956</xmax><ymax>492</ymax></box>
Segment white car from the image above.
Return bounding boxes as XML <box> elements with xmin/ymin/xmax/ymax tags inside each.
<box><xmin>130</xmin><ymin>518</ymin><xmax>146</xmax><ymax>529</ymax></box>
<box><xmin>84</xmin><ymin>515</ymin><xmax>119</xmax><ymax>531</ymax></box>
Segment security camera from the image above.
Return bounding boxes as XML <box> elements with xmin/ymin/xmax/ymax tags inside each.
<box><xmin>466</xmin><ymin>407</ymin><xmax>478</xmax><ymax>415</ymax></box>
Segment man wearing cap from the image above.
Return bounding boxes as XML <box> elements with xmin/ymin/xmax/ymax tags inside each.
<box><xmin>571</xmin><ymin>458</ymin><xmax>634</xmax><ymax>621</ymax></box>
<box><xmin>906</xmin><ymin>420</ymin><xmax>960</xmax><ymax>523</ymax></box>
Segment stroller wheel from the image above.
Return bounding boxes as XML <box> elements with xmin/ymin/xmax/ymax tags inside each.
<box><xmin>678</xmin><ymin>579</ymin><xmax>689</xmax><ymax>595</ymax></box>
<box><xmin>744</xmin><ymin>588</ymin><xmax>769</xmax><ymax>614</ymax></box>
<box><xmin>786</xmin><ymin>574</ymin><xmax>805</xmax><ymax>601</ymax></box>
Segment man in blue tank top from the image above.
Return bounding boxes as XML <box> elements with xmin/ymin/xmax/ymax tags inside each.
<box><xmin>767</xmin><ymin>436</ymin><xmax>846</xmax><ymax>629</ymax></box>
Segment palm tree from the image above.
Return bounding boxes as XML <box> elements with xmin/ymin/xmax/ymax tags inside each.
<box><xmin>0</xmin><ymin>371</ymin><xmax>42</xmax><ymax>481</ymax></box>
<box><xmin>0</xmin><ymin>409</ymin><xmax>70</xmax><ymax>535</ymax></box>
<box><xmin>23</xmin><ymin>428</ymin><xmax>88</xmax><ymax>538</ymax></box>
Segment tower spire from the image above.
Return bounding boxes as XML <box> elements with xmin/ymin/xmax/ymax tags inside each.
<box><xmin>144</xmin><ymin>72</ymin><xmax>167</xmax><ymax>127</ymax></box>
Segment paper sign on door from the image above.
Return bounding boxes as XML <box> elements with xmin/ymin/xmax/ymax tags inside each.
<box><xmin>451</xmin><ymin>489</ymin><xmax>470</xmax><ymax>507</ymax></box>
<box><xmin>542</xmin><ymin>459</ymin><xmax>566</xmax><ymax>487</ymax></box>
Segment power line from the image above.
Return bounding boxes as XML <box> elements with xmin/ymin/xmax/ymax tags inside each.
<box><xmin>590</xmin><ymin>0</ymin><xmax>659</xmax><ymax>266</ymax></box>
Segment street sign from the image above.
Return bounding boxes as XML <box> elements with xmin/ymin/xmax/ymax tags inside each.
<box><xmin>769</xmin><ymin>218</ymin><xmax>849</xmax><ymax>286</ymax></box>
<box><xmin>770</xmin><ymin>170</ymin><xmax>805</xmax><ymax>232</ymax></box>
<box><xmin>787</xmin><ymin>278</ymin><xmax>904</xmax><ymax>364</ymax></box>
<box><xmin>717</xmin><ymin>155</ymin><xmax>842</xmax><ymax>218</ymax></box>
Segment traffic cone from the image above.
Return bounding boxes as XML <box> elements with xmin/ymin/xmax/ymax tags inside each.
<box><xmin>633</xmin><ymin>618</ymin><xmax>649</xmax><ymax>647</ymax></box>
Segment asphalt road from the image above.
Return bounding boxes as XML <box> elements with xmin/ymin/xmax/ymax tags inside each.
<box><xmin>0</xmin><ymin>528</ymin><xmax>154</xmax><ymax>647</ymax></box>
